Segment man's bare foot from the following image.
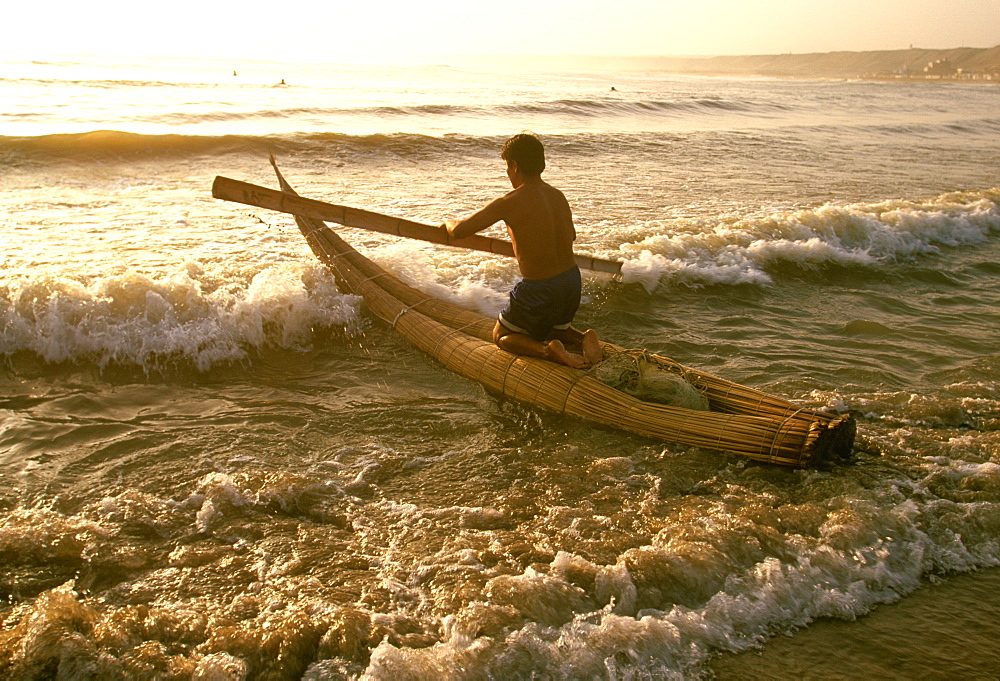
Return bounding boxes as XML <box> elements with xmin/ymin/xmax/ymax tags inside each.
<box><xmin>545</xmin><ymin>339</ymin><xmax>590</xmax><ymax>369</ymax></box>
<box><xmin>581</xmin><ymin>329</ymin><xmax>603</xmax><ymax>366</ymax></box>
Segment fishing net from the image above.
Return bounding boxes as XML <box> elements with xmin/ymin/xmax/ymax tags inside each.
<box><xmin>592</xmin><ymin>348</ymin><xmax>709</xmax><ymax>411</ymax></box>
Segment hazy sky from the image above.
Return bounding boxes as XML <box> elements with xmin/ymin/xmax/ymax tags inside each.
<box><xmin>6</xmin><ymin>0</ymin><xmax>998</xmax><ymax>61</ymax></box>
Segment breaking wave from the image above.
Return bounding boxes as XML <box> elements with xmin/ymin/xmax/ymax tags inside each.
<box><xmin>618</xmin><ymin>187</ymin><xmax>1000</xmax><ymax>290</ymax></box>
<box><xmin>0</xmin><ymin>261</ymin><xmax>362</xmax><ymax>372</ymax></box>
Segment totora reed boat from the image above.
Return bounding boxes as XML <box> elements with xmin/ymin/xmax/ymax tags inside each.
<box><xmin>211</xmin><ymin>160</ymin><xmax>856</xmax><ymax>468</ymax></box>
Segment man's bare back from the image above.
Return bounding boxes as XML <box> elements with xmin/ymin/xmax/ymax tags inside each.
<box><xmin>496</xmin><ymin>177</ymin><xmax>577</xmax><ymax>281</ymax></box>
<box><xmin>443</xmin><ymin>175</ymin><xmax>575</xmax><ymax>278</ymax></box>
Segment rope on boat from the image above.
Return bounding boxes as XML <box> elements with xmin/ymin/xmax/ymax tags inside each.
<box><xmin>321</xmin><ymin>250</ymin><xmax>355</xmax><ymax>262</ymax></box>
<box><xmin>767</xmin><ymin>408</ymin><xmax>806</xmax><ymax>465</ymax></box>
<box><xmin>357</xmin><ymin>272</ymin><xmax>389</xmax><ymax>287</ymax></box>
<box><xmin>390</xmin><ymin>296</ymin><xmax>435</xmax><ymax>329</ymax></box>
<box><xmin>559</xmin><ymin>370</ymin><xmax>594</xmax><ymax>415</ymax></box>
<box><xmin>428</xmin><ymin>320</ymin><xmax>490</xmax><ymax>357</ymax></box>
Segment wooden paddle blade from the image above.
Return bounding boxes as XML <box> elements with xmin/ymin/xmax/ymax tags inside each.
<box><xmin>212</xmin><ymin>175</ymin><xmax>623</xmax><ymax>275</ymax></box>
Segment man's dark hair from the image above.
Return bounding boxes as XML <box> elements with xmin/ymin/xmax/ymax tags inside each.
<box><xmin>500</xmin><ymin>133</ymin><xmax>545</xmax><ymax>176</ymax></box>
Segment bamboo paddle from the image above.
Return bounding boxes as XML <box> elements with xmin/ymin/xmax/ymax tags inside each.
<box><xmin>212</xmin><ymin>176</ymin><xmax>623</xmax><ymax>275</ymax></box>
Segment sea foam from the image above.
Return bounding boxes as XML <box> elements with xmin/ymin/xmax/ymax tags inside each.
<box><xmin>618</xmin><ymin>188</ymin><xmax>1000</xmax><ymax>291</ymax></box>
<box><xmin>0</xmin><ymin>261</ymin><xmax>362</xmax><ymax>371</ymax></box>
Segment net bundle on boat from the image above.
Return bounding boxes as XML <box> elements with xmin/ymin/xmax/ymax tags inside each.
<box><xmin>591</xmin><ymin>347</ymin><xmax>709</xmax><ymax>411</ymax></box>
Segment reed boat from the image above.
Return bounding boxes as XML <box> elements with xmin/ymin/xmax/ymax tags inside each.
<box><xmin>212</xmin><ymin>161</ymin><xmax>856</xmax><ymax>468</ymax></box>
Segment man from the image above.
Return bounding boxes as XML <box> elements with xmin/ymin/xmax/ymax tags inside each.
<box><xmin>443</xmin><ymin>133</ymin><xmax>602</xmax><ymax>369</ymax></box>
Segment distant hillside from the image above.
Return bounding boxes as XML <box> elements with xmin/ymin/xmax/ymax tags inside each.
<box><xmin>485</xmin><ymin>47</ymin><xmax>1000</xmax><ymax>79</ymax></box>
<box><xmin>638</xmin><ymin>46</ymin><xmax>1000</xmax><ymax>78</ymax></box>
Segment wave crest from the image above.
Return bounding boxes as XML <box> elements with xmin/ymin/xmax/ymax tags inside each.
<box><xmin>618</xmin><ymin>188</ymin><xmax>1000</xmax><ymax>290</ymax></box>
<box><xmin>0</xmin><ymin>262</ymin><xmax>362</xmax><ymax>371</ymax></box>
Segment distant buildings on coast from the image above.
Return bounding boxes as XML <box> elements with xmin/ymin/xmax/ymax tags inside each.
<box><xmin>863</xmin><ymin>58</ymin><xmax>1000</xmax><ymax>81</ymax></box>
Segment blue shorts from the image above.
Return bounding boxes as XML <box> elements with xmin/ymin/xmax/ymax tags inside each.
<box><xmin>498</xmin><ymin>266</ymin><xmax>581</xmax><ymax>342</ymax></box>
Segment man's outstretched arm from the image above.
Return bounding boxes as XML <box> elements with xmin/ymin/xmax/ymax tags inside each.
<box><xmin>443</xmin><ymin>196</ymin><xmax>508</xmax><ymax>241</ymax></box>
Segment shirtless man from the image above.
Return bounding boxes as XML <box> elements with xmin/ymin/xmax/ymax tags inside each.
<box><xmin>443</xmin><ymin>133</ymin><xmax>602</xmax><ymax>369</ymax></box>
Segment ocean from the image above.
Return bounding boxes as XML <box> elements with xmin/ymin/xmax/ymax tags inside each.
<box><xmin>1</xmin><ymin>53</ymin><xmax>999</xmax><ymax>679</ymax></box>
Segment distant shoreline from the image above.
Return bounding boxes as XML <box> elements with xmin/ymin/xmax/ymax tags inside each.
<box><xmin>459</xmin><ymin>46</ymin><xmax>1000</xmax><ymax>80</ymax></box>
<box><xmin>859</xmin><ymin>74</ymin><xmax>998</xmax><ymax>83</ymax></box>
<box><xmin>659</xmin><ymin>46</ymin><xmax>1000</xmax><ymax>80</ymax></box>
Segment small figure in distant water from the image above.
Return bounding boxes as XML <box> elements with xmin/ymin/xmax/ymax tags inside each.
<box><xmin>610</xmin><ymin>86</ymin><xmax>617</xmax><ymax>92</ymax></box>
<box><xmin>279</xmin><ymin>78</ymin><xmax>286</xmax><ymax>86</ymax></box>
<box><xmin>233</xmin><ymin>70</ymin><xmax>237</xmax><ymax>77</ymax></box>
<box><xmin>442</xmin><ymin>133</ymin><xmax>603</xmax><ymax>369</ymax></box>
